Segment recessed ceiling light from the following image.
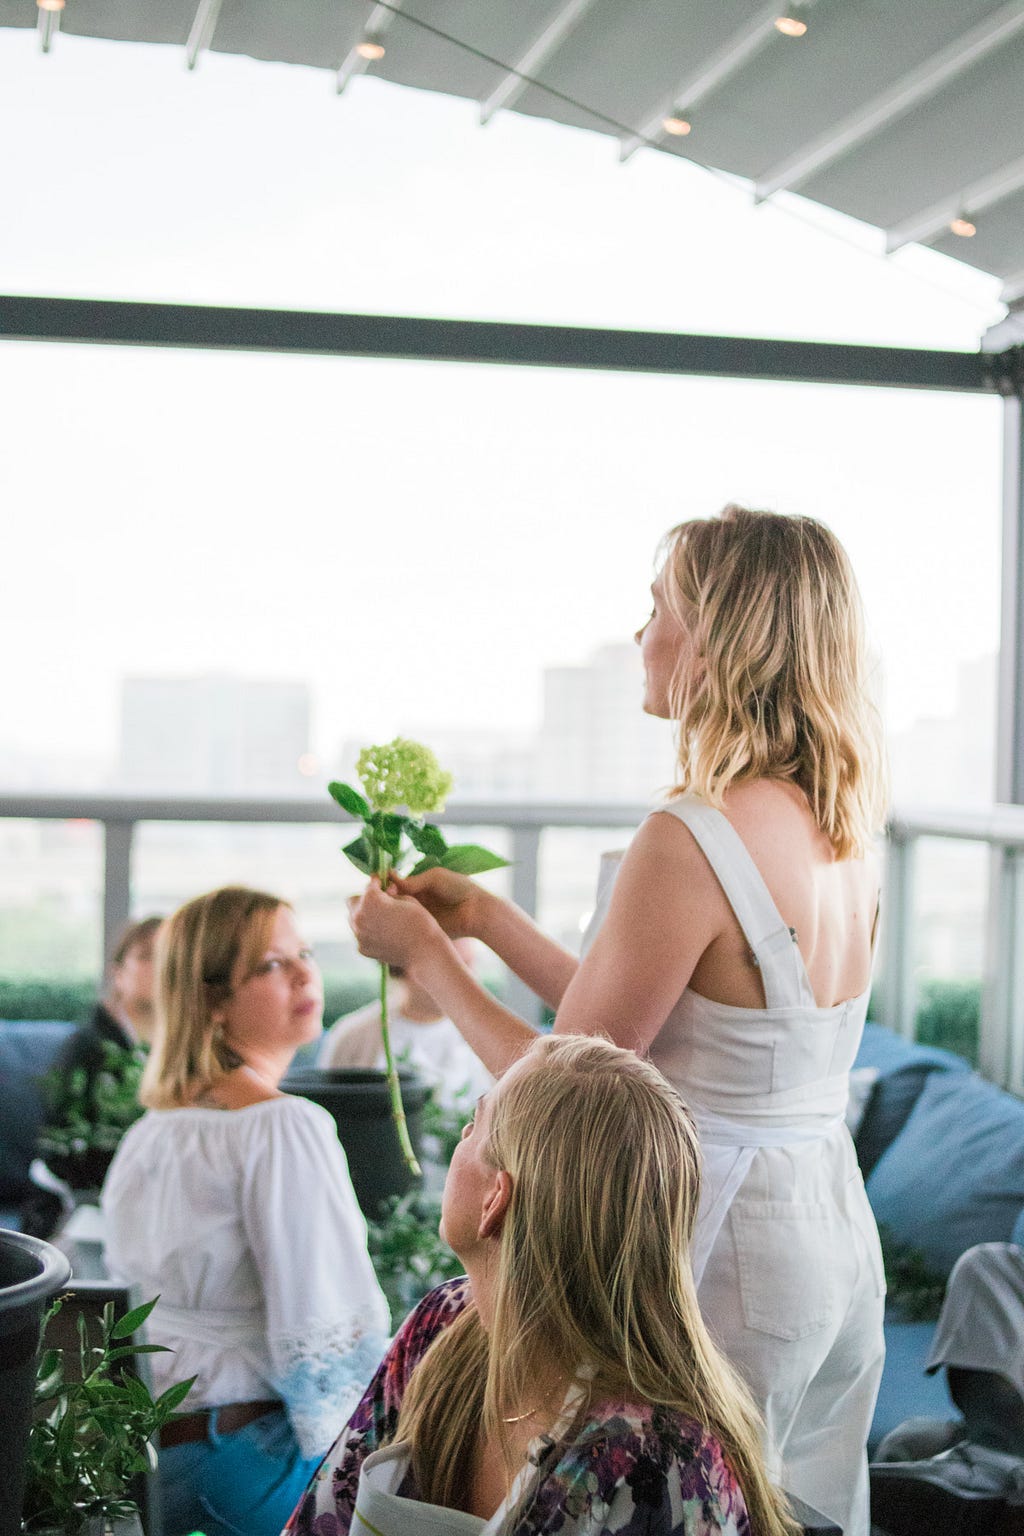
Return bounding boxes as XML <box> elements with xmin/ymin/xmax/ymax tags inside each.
<box><xmin>36</xmin><ymin>0</ymin><xmax>66</xmax><ymax>11</ymax></box>
<box><xmin>775</xmin><ymin>15</ymin><xmax>808</xmax><ymax>37</ymax></box>
<box><xmin>950</xmin><ymin>217</ymin><xmax>977</xmax><ymax>238</ymax></box>
<box><xmin>662</xmin><ymin>116</ymin><xmax>692</xmax><ymax>137</ymax></box>
<box><xmin>355</xmin><ymin>39</ymin><xmax>386</xmax><ymax>61</ymax></box>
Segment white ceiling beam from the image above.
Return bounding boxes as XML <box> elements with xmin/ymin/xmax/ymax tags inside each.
<box><xmin>887</xmin><ymin>153</ymin><xmax>1024</xmax><ymax>253</ymax></box>
<box><xmin>479</xmin><ymin>0</ymin><xmax>601</xmax><ymax>125</ymax></box>
<box><xmin>336</xmin><ymin>2</ymin><xmax>402</xmax><ymax>95</ymax></box>
<box><xmin>1002</xmin><ymin>270</ymin><xmax>1024</xmax><ymax>306</ymax></box>
<box><xmin>756</xmin><ymin>0</ymin><xmax>1024</xmax><ymax>201</ymax></box>
<box><xmin>619</xmin><ymin>1</ymin><xmax>818</xmax><ymax>164</ymax></box>
<box><xmin>185</xmin><ymin>0</ymin><xmax>224</xmax><ymax>71</ymax></box>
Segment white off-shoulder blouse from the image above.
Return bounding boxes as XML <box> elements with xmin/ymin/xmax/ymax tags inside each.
<box><xmin>102</xmin><ymin>1094</ymin><xmax>390</xmax><ymax>1459</ymax></box>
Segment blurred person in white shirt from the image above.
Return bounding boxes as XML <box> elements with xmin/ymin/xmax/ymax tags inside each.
<box><xmin>318</xmin><ymin>940</ymin><xmax>493</xmax><ymax>1111</ymax></box>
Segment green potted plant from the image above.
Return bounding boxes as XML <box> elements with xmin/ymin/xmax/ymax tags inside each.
<box><xmin>37</xmin><ymin>1041</ymin><xmax>147</xmax><ymax>1193</ymax></box>
<box><xmin>21</xmin><ymin>1294</ymin><xmax>194</xmax><ymax>1536</ymax></box>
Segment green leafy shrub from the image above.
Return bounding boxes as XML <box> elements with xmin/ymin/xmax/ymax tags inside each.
<box><xmin>367</xmin><ymin>1089</ymin><xmax>470</xmax><ymax>1320</ymax></box>
<box><xmin>913</xmin><ymin>977</ymin><xmax>980</xmax><ymax>1065</ymax></box>
<box><xmin>24</xmin><ymin>1295</ymin><xmax>195</xmax><ymax>1534</ymax></box>
<box><xmin>0</xmin><ymin>974</ymin><xmax>381</xmax><ymax>1028</ymax></box>
<box><xmin>0</xmin><ymin>977</ymin><xmax>96</xmax><ymax>1022</ymax></box>
<box><xmin>320</xmin><ymin>976</ymin><xmax>379</xmax><ymax>1024</ymax></box>
<box><xmin>38</xmin><ymin>1040</ymin><xmax>148</xmax><ymax>1189</ymax></box>
<box><xmin>877</xmin><ymin>1225</ymin><xmax>948</xmax><ymax>1322</ymax></box>
<box><xmin>368</xmin><ymin>1191</ymin><xmax>464</xmax><ymax>1321</ymax></box>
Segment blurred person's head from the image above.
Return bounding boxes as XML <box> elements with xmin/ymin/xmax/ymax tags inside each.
<box><xmin>140</xmin><ymin>886</ymin><xmax>322</xmax><ymax>1110</ymax></box>
<box><xmin>105</xmin><ymin>915</ymin><xmax>164</xmax><ymax>1043</ymax></box>
<box><xmin>638</xmin><ymin>504</ymin><xmax>887</xmax><ymax>858</ymax></box>
<box><xmin>395</xmin><ymin>1034</ymin><xmax>796</xmax><ymax>1536</ymax></box>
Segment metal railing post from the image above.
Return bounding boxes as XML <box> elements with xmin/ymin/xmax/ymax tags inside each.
<box><xmin>982</xmin><ymin>844</ymin><xmax>1024</xmax><ymax>1089</ymax></box>
<box><xmin>879</xmin><ymin>827</ymin><xmax>916</xmax><ymax>1038</ymax></box>
<box><xmin>1004</xmin><ymin>851</ymin><xmax>1024</xmax><ymax>1093</ymax></box>
<box><xmin>102</xmin><ymin>819</ymin><xmax>135</xmax><ymax>968</ymax></box>
<box><xmin>505</xmin><ymin>826</ymin><xmax>543</xmax><ymax>1027</ymax></box>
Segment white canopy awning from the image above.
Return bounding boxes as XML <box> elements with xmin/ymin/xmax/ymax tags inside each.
<box><xmin>7</xmin><ymin>0</ymin><xmax>1024</xmax><ymax>306</ymax></box>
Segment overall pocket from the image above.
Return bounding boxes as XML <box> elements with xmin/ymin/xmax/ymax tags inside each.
<box><xmin>731</xmin><ymin>1199</ymin><xmax>834</xmax><ymax>1341</ymax></box>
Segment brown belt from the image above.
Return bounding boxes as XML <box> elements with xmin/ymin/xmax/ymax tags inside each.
<box><xmin>160</xmin><ymin>1398</ymin><xmax>281</xmax><ymax>1448</ymax></box>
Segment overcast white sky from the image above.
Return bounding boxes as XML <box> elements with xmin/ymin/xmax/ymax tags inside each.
<box><xmin>0</xmin><ymin>26</ymin><xmax>1008</xmax><ymax>776</ymax></box>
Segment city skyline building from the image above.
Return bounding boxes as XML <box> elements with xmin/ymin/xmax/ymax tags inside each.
<box><xmin>119</xmin><ymin>674</ymin><xmax>312</xmax><ymax>795</ymax></box>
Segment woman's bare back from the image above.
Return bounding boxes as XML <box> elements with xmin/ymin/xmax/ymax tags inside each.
<box><xmin>684</xmin><ymin>779</ymin><xmax>880</xmax><ymax>1012</ymax></box>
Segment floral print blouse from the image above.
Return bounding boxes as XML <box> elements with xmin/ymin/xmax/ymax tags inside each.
<box><xmin>284</xmin><ymin>1278</ymin><xmax>751</xmax><ymax>1536</ymax></box>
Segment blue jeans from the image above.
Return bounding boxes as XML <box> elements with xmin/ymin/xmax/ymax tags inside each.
<box><xmin>160</xmin><ymin>1406</ymin><xmax>322</xmax><ymax>1536</ymax></box>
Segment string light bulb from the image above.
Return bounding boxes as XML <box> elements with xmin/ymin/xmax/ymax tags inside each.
<box><xmin>661</xmin><ymin>115</ymin><xmax>692</xmax><ymax>137</ymax></box>
<box><xmin>775</xmin><ymin>14</ymin><xmax>808</xmax><ymax>37</ymax></box>
<box><xmin>355</xmin><ymin>39</ymin><xmax>386</xmax><ymax>61</ymax></box>
<box><xmin>950</xmin><ymin>216</ymin><xmax>977</xmax><ymax>238</ymax></box>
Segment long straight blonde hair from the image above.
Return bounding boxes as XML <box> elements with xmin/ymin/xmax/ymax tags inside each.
<box><xmin>662</xmin><ymin>505</ymin><xmax>888</xmax><ymax>858</ymax></box>
<box><xmin>139</xmin><ymin>886</ymin><xmax>281</xmax><ymax>1110</ymax></box>
<box><xmin>395</xmin><ymin>1035</ymin><xmax>798</xmax><ymax>1536</ymax></box>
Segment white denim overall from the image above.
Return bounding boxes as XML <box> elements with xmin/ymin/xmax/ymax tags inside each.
<box><xmin>584</xmin><ymin>799</ymin><xmax>886</xmax><ymax>1536</ymax></box>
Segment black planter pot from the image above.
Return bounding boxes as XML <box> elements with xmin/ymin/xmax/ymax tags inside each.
<box><xmin>282</xmin><ymin>1069</ymin><xmax>428</xmax><ymax>1220</ymax></box>
<box><xmin>0</xmin><ymin>1229</ymin><xmax>72</xmax><ymax>1536</ymax></box>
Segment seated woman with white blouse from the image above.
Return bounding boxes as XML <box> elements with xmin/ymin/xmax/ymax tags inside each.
<box><xmin>102</xmin><ymin>885</ymin><xmax>390</xmax><ymax>1536</ymax></box>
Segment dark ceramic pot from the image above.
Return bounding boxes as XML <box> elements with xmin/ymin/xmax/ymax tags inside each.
<box><xmin>0</xmin><ymin>1229</ymin><xmax>72</xmax><ymax>1536</ymax></box>
<box><xmin>281</xmin><ymin>1069</ymin><xmax>428</xmax><ymax>1220</ymax></box>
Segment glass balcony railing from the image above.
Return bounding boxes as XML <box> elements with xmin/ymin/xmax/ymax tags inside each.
<box><xmin>2</xmin><ymin>793</ymin><xmax>1022</xmax><ymax>1091</ymax></box>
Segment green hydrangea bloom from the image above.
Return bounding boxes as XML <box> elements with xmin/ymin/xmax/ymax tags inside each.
<box><xmin>356</xmin><ymin>737</ymin><xmax>454</xmax><ymax>815</ymax></box>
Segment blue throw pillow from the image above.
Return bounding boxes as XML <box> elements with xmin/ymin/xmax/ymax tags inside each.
<box><xmin>853</xmin><ymin>1023</ymin><xmax>971</xmax><ymax>1177</ymax></box>
<box><xmin>867</xmin><ymin>1069</ymin><xmax>1024</xmax><ymax>1277</ymax></box>
<box><xmin>1011</xmin><ymin>1206</ymin><xmax>1024</xmax><ymax>1249</ymax></box>
<box><xmin>0</xmin><ymin>1020</ymin><xmax>76</xmax><ymax>1198</ymax></box>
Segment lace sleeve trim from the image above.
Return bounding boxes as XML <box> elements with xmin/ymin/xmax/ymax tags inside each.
<box><xmin>272</xmin><ymin>1310</ymin><xmax>390</xmax><ymax>1460</ymax></box>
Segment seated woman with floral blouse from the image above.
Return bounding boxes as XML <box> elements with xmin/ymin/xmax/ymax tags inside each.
<box><xmin>286</xmin><ymin>1034</ymin><xmax>797</xmax><ymax>1536</ymax></box>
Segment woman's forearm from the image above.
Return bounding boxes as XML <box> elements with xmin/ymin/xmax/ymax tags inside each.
<box><xmin>472</xmin><ymin>891</ymin><xmax>578</xmax><ymax>1012</ymax></box>
<box><xmin>410</xmin><ymin>932</ymin><xmax>540</xmax><ymax>1078</ymax></box>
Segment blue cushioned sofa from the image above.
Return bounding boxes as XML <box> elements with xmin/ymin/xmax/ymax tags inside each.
<box><xmin>0</xmin><ymin>1019</ymin><xmax>75</xmax><ymax>1229</ymax></box>
<box><xmin>852</xmin><ymin>1021</ymin><xmax>1024</xmax><ymax>1451</ymax></box>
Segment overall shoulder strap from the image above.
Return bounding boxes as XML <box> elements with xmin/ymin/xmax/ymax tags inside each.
<box><xmin>653</xmin><ymin>797</ymin><xmax>815</xmax><ymax>1009</ymax></box>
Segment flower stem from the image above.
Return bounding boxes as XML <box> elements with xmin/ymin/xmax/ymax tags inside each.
<box><xmin>376</xmin><ymin>855</ymin><xmax>421</xmax><ymax>1178</ymax></box>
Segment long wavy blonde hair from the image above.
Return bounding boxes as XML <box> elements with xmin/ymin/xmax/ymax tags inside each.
<box><xmin>662</xmin><ymin>505</ymin><xmax>888</xmax><ymax>858</ymax></box>
<box><xmin>395</xmin><ymin>1035</ymin><xmax>798</xmax><ymax>1535</ymax></box>
<box><xmin>139</xmin><ymin>886</ymin><xmax>281</xmax><ymax>1110</ymax></box>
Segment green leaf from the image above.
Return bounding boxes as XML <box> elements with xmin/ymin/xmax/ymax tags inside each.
<box><xmin>35</xmin><ymin>1350</ymin><xmax>64</xmax><ymax>1400</ymax></box>
<box><xmin>156</xmin><ymin>1376</ymin><xmax>197</xmax><ymax>1414</ymax></box>
<box><xmin>328</xmin><ymin>780</ymin><xmax>370</xmax><ymax>820</ymax></box>
<box><xmin>407</xmin><ymin>821</ymin><xmax>448</xmax><ymax>858</ymax></box>
<box><xmin>371</xmin><ymin>810</ymin><xmax>407</xmax><ymax>859</ymax></box>
<box><xmin>106</xmin><ymin>1343</ymin><xmax>170</xmax><ymax>1362</ymax></box>
<box><xmin>110</xmin><ymin>1296</ymin><xmax>159</xmax><ymax>1339</ymax></box>
<box><xmin>440</xmin><ymin>845</ymin><xmax>510</xmax><ymax>875</ymax></box>
<box><xmin>342</xmin><ymin>834</ymin><xmax>375</xmax><ymax>876</ymax></box>
<box><xmin>409</xmin><ymin>855</ymin><xmax>442</xmax><ymax>876</ymax></box>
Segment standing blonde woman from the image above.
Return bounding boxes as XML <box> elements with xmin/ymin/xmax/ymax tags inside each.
<box><xmin>288</xmin><ymin>1034</ymin><xmax>798</xmax><ymax>1536</ymax></box>
<box><xmin>103</xmin><ymin>886</ymin><xmax>390</xmax><ymax>1536</ymax></box>
<box><xmin>351</xmin><ymin>506</ymin><xmax>888</xmax><ymax>1534</ymax></box>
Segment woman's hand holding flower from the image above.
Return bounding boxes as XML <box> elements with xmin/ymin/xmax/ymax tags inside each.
<box><xmin>349</xmin><ymin>879</ymin><xmax>443</xmax><ymax>972</ymax></box>
<box><xmin>329</xmin><ymin>738</ymin><xmax>506</xmax><ymax>1175</ymax></box>
<box><xmin>391</xmin><ymin>867</ymin><xmax>486</xmax><ymax>941</ymax></box>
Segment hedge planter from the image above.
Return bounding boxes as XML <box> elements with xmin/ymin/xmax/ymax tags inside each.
<box><xmin>282</xmin><ymin>1069</ymin><xmax>428</xmax><ymax>1220</ymax></box>
<box><xmin>0</xmin><ymin>1230</ymin><xmax>72</xmax><ymax>1536</ymax></box>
